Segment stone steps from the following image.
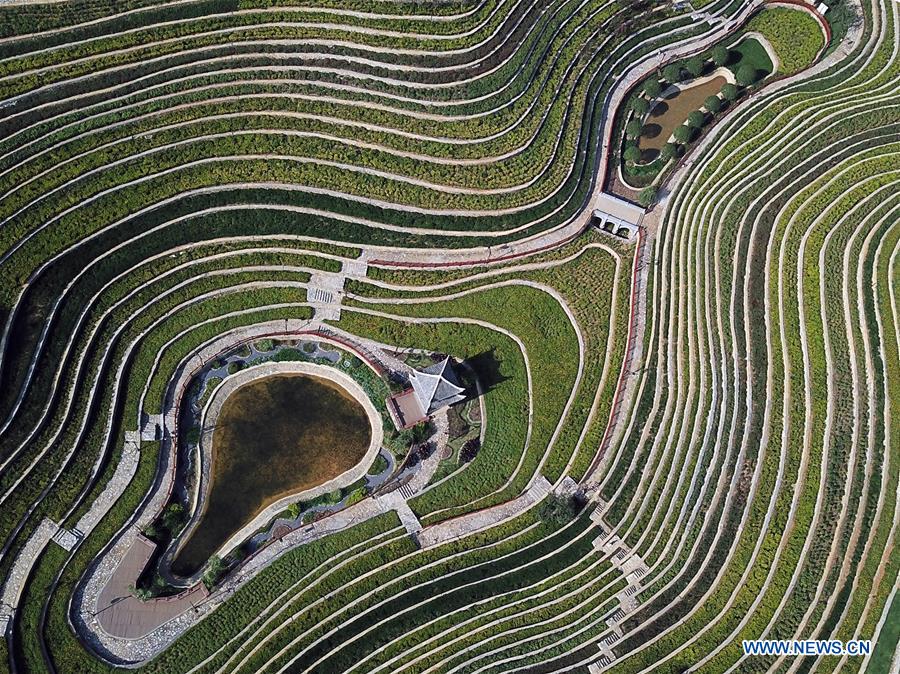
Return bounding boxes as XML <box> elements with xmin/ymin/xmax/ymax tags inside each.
<box><xmin>308</xmin><ymin>287</ymin><xmax>334</xmax><ymax>304</ymax></box>
<box><xmin>51</xmin><ymin>526</ymin><xmax>80</xmax><ymax>552</ymax></box>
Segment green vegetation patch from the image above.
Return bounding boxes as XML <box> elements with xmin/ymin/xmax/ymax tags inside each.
<box><xmin>746</xmin><ymin>7</ymin><xmax>824</xmax><ymax>74</ymax></box>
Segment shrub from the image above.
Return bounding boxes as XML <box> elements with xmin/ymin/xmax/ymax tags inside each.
<box><xmin>162</xmin><ymin>503</ymin><xmax>186</xmax><ymax>534</ymax></box>
<box><xmin>460</xmin><ymin>438</ymin><xmax>481</xmax><ymax>463</ymax></box>
<box><xmin>639</xmin><ymin>187</ymin><xmax>658</xmax><ymax>207</ymax></box>
<box><xmin>411</xmin><ymin>420</ymin><xmax>434</xmax><ymax>445</ymax></box>
<box><xmin>368</xmin><ymin>453</ymin><xmax>389</xmax><ymax>475</ymax></box>
<box><xmin>130</xmin><ymin>585</ymin><xmax>153</xmax><ymax>601</ymax></box>
<box><xmin>226</xmin><ymin>360</ymin><xmax>243</xmax><ymax>375</ymax></box>
<box><xmin>623</xmin><ymin>145</ymin><xmax>642</xmax><ymax>164</ymax></box>
<box><xmin>538</xmin><ymin>495</ymin><xmax>581</xmax><ymax>527</ymax></box>
<box><xmin>343</xmin><ymin>487</ymin><xmax>368</xmax><ymax>507</ymax></box>
<box><xmin>185</xmin><ymin>425</ymin><xmax>201</xmax><ymax>446</ymax></box>
<box><xmin>705</xmin><ymin>95</ymin><xmax>722</xmax><ymax>113</ymax></box>
<box><xmin>255</xmin><ymin>339</ymin><xmax>275</xmax><ymax>352</ymax></box>
<box><xmin>661</xmin><ymin>142</ymin><xmax>678</xmax><ymax>161</ymax></box>
<box><xmin>202</xmin><ymin>555</ymin><xmax>225</xmax><ymax>590</ymax></box>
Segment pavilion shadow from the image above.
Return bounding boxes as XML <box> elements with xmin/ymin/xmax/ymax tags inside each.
<box><xmin>463</xmin><ymin>349</ymin><xmax>510</xmax><ymax>397</ymax></box>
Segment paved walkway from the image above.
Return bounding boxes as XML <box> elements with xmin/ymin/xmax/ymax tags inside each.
<box><xmin>95</xmin><ymin>534</ymin><xmax>208</xmax><ymax>641</ymax></box>
<box><xmin>0</xmin><ymin>518</ymin><xmax>58</xmax><ymax>624</ymax></box>
<box><xmin>377</xmin><ymin>491</ymin><xmax>422</xmax><ymax>536</ymax></box>
<box><xmin>75</xmin><ymin>440</ymin><xmax>140</xmax><ymax>538</ymax></box>
<box><xmin>307</xmin><ymin>271</ymin><xmax>345</xmax><ymax>321</ymax></box>
<box><xmin>417</xmin><ymin>475</ymin><xmax>552</xmax><ymax>549</ymax></box>
<box><xmin>77</xmin><ymin>497</ymin><xmax>385</xmax><ymax>663</ymax></box>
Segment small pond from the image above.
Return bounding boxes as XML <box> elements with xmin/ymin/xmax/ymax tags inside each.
<box><xmin>172</xmin><ymin>373</ymin><xmax>372</xmax><ymax>575</ymax></box>
<box><xmin>638</xmin><ymin>75</ymin><xmax>727</xmax><ymax>158</ymax></box>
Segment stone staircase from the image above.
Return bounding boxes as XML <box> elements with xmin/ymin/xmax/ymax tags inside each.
<box><xmin>308</xmin><ymin>287</ymin><xmax>334</xmax><ymax>304</ymax></box>
<box><xmin>306</xmin><ymin>272</ymin><xmax>345</xmax><ymax>321</ymax></box>
<box><xmin>51</xmin><ymin>526</ymin><xmax>81</xmax><ymax>552</ymax></box>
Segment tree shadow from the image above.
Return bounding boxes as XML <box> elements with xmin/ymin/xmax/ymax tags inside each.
<box><xmin>641</xmin><ymin>123</ymin><xmax>662</xmax><ymax>139</ymax></box>
<box><xmin>640</xmin><ymin>148</ymin><xmax>660</xmax><ymax>162</ymax></box>
<box><xmin>649</xmin><ymin>101</ymin><xmax>670</xmax><ymax>117</ymax></box>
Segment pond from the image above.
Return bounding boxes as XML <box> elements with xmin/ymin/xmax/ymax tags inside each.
<box><xmin>171</xmin><ymin>373</ymin><xmax>373</xmax><ymax>575</ymax></box>
<box><xmin>638</xmin><ymin>75</ymin><xmax>727</xmax><ymax>158</ymax></box>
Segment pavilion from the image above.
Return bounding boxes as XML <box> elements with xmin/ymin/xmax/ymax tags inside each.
<box><xmin>387</xmin><ymin>357</ymin><xmax>465</xmax><ymax>429</ymax></box>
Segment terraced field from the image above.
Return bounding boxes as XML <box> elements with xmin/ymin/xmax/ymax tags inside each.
<box><xmin>0</xmin><ymin>0</ymin><xmax>897</xmax><ymax>672</ymax></box>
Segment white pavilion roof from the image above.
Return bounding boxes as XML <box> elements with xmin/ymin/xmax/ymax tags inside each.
<box><xmin>409</xmin><ymin>357</ymin><xmax>465</xmax><ymax>415</ymax></box>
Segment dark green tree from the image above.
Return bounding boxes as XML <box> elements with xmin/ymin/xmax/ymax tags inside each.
<box><xmin>643</xmin><ymin>78</ymin><xmax>662</xmax><ymax>97</ymax></box>
<box><xmin>623</xmin><ymin>145</ymin><xmax>641</xmax><ymax>164</ymax></box>
<box><xmin>674</xmin><ymin>124</ymin><xmax>692</xmax><ymax>144</ymax></box>
<box><xmin>538</xmin><ymin>495</ymin><xmax>580</xmax><ymax>526</ymax></box>
<box><xmin>705</xmin><ymin>95</ymin><xmax>722</xmax><ymax>113</ymax></box>
<box><xmin>687</xmin><ymin>110</ymin><xmax>705</xmax><ymax>128</ymax></box>
<box><xmin>639</xmin><ymin>186</ymin><xmax>658</xmax><ymax>207</ymax></box>
<box><xmin>661</xmin><ymin>142</ymin><xmax>678</xmax><ymax>161</ymax></box>
<box><xmin>632</xmin><ymin>97</ymin><xmax>649</xmax><ymax>116</ymax></box>
<box><xmin>736</xmin><ymin>64</ymin><xmax>758</xmax><ymax>86</ymax></box>
<box><xmin>625</xmin><ymin>118</ymin><xmax>643</xmax><ymax>139</ymax></box>
<box><xmin>712</xmin><ymin>44</ymin><xmax>729</xmax><ymax>66</ymax></box>
<box><xmin>686</xmin><ymin>56</ymin><xmax>704</xmax><ymax>77</ymax></box>
<box><xmin>662</xmin><ymin>63</ymin><xmax>682</xmax><ymax>82</ymax></box>
<box><xmin>721</xmin><ymin>82</ymin><xmax>739</xmax><ymax>101</ymax></box>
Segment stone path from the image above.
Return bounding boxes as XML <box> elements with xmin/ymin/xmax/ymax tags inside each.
<box><xmin>0</xmin><ymin>518</ymin><xmax>58</xmax><ymax>624</ymax></box>
<box><xmin>78</xmin><ymin>497</ymin><xmax>385</xmax><ymax>663</ymax></box>
<box><xmin>417</xmin><ymin>475</ymin><xmax>552</xmax><ymax>549</ymax></box>
<box><xmin>51</xmin><ymin>527</ymin><xmax>80</xmax><ymax>552</ymax></box>
<box><xmin>377</xmin><ymin>491</ymin><xmax>423</xmax><ymax>536</ymax></box>
<box><xmin>580</xmin><ymin>509</ymin><xmax>650</xmax><ymax>670</ymax></box>
<box><xmin>140</xmin><ymin>414</ymin><xmax>162</xmax><ymax>441</ymax></box>
<box><xmin>75</xmin><ymin>440</ymin><xmax>140</xmax><ymax>537</ymax></box>
<box><xmin>593</xmin><ymin>528</ymin><xmax>650</xmax><ymax>587</ymax></box>
<box><xmin>553</xmin><ymin>476</ymin><xmax>580</xmax><ymax>498</ymax></box>
<box><xmin>588</xmin><ymin>653</ymin><xmax>614</xmax><ymax>672</ymax></box>
<box><xmin>342</xmin><ymin>252</ymin><xmax>370</xmax><ymax>279</ymax></box>
<box><xmin>307</xmin><ymin>271</ymin><xmax>346</xmax><ymax>321</ymax></box>
<box><xmin>400</xmin><ymin>408</ymin><xmax>450</xmax><ymax>494</ymax></box>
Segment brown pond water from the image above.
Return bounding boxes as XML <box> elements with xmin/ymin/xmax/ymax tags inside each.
<box><xmin>172</xmin><ymin>373</ymin><xmax>372</xmax><ymax>575</ymax></box>
<box><xmin>638</xmin><ymin>75</ymin><xmax>726</xmax><ymax>157</ymax></box>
